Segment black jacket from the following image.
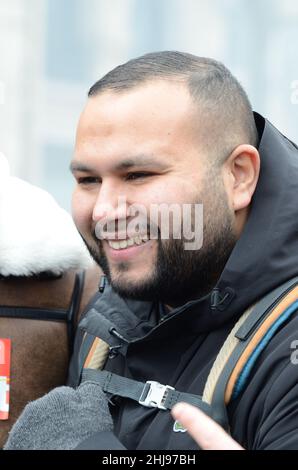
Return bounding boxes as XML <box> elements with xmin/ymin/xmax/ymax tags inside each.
<box><xmin>68</xmin><ymin>113</ymin><xmax>298</xmax><ymax>450</ymax></box>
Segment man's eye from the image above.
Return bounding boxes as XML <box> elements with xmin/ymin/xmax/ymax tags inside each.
<box><xmin>77</xmin><ymin>177</ymin><xmax>99</xmax><ymax>185</ymax></box>
<box><xmin>126</xmin><ymin>172</ymin><xmax>152</xmax><ymax>181</ymax></box>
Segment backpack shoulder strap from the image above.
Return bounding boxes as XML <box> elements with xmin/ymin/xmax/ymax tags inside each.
<box><xmin>203</xmin><ymin>276</ymin><xmax>298</xmax><ymax>427</ymax></box>
<box><xmin>67</xmin><ymin>277</ymin><xmax>110</xmax><ymax>387</ymax></box>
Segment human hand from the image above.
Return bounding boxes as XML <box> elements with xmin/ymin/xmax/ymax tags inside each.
<box><xmin>172</xmin><ymin>402</ymin><xmax>243</xmax><ymax>450</ymax></box>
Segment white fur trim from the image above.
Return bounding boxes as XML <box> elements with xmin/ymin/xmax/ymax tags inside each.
<box><xmin>0</xmin><ymin>157</ymin><xmax>93</xmax><ymax>276</ymax></box>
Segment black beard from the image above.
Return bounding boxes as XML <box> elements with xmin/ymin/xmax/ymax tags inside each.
<box><xmin>80</xmin><ymin>197</ymin><xmax>237</xmax><ymax>308</ymax></box>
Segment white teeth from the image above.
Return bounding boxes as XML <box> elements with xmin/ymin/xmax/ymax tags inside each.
<box><xmin>134</xmin><ymin>236</ymin><xmax>142</xmax><ymax>245</ymax></box>
<box><xmin>107</xmin><ymin>235</ymin><xmax>150</xmax><ymax>250</ymax></box>
<box><xmin>109</xmin><ymin>241</ymin><xmax>121</xmax><ymax>249</ymax></box>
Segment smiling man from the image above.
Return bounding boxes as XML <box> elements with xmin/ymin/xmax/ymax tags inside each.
<box><xmin>67</xmin><ymin>51</ymin><xmax>298</xmax><ymax>450</ymax></box>
<box><xmin>71</xmin><ymin>63</ymin><xmax>258</xmax><ymax>307</ymax></box>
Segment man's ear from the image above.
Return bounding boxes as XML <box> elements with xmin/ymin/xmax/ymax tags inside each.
<box><xmin>223</xmin><ymin>144</ymin><xmax>260</xmax><ymax>212</ymax></box>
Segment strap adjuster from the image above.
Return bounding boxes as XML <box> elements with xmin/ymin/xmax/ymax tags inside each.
<box><xmin>139</xmin><ymin>380</ymin><xmax>174</xmax><ymax>410</ymax></box>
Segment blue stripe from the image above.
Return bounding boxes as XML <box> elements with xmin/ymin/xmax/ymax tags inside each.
<box><xmin>231</xmin><ymin>300</ymin><xmax>298</xmax><ymax>401</ymax></box>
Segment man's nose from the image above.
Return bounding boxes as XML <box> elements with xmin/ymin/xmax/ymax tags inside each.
<box><xmin>92</xmin><ymin>181</ymin><xmax>128</xmax><ymax>223</ymax></box>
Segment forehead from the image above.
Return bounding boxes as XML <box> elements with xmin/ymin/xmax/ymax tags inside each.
<box><xmin>74</xmin><ymin>81</ymin><xmax>203</xmax><ymax>167</ymax></box>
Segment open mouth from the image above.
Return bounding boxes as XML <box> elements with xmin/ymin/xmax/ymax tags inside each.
<box><xmin>107</xmin><ymin>234</ymin><xmax>150</xmax><ymax>250</ymax></box>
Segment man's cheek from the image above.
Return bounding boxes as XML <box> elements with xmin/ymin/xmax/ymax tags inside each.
<box><xmin>72</xmin><ymin>203</ymin><xmax>92</xmax><ymax>234</ymax></box>
<box><xmin>71</xmin><ymin>192</ymin><xmax>93</xmax><ymax>227</ymax></box>
<box><xmin>72</xmin><ymin>211</ymin><xmax>86</xmax><ymax>234</ymax></box>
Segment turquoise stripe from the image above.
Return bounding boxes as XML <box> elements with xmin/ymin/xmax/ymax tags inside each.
<box><xmin>231</xmin><ymin>300</ymin><xmax>298</xmax><ymax>401</ymax></box>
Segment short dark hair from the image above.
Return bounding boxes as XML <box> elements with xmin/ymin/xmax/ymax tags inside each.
<box><xmin>88</xmin><ymin>51</ymin><xmax>258</xmax><ymax>165</ymax></box>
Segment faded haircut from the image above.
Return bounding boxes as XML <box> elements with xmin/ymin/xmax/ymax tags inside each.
<box><xmin>88</xmin><ymin>51</ymin><xmax>259</xmax><ymax>166</ymax></box>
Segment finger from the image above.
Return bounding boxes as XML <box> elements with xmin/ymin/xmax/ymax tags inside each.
<box><xmin>172</xmin><ymin>402</ymin><xmax>243</xmax><ymax>450</ymax></box>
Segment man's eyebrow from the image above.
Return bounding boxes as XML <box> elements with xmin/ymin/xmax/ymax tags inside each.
<box><xmin>69</xmin><ymin>162</ymin><xmax>96</xmax><ymax>173</ymax></box>
<box><xmin>114</xmin><ymin>156</ymin><xmax>167</xmax><ymax>171</ymax></box>
<box><xmin>70</xmin><ymin>156</ymin><xmax>167</xmax><ymax>174</ymax></box>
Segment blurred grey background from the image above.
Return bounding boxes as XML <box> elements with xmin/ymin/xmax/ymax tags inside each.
<box><xmin>0</xmin><ymin>0</ymin><xmax>297</xmax><ymax>211</ymax></box>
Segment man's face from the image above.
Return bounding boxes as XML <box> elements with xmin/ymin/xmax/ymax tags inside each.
<box><xmin>71</xmin><ymin>81</ymin><xmax>237</xmax><ymax>306</ymax></box>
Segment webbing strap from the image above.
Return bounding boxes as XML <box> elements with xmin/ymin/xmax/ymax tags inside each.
<box><xmin>82</xmin><ymin>368</ymin><xmax>214</xmax><ymax>417</ymax></box>
<box><xmin>0</xmin><ymin>306</ymin><xmax>68</xmax><ymax>321</ymax></box>
<box><xmin>204</xmin><ymin>277</ymin><xmax>298</xmax><ymax>407</ymax></box>
<box><xmin>235</xmin><ymin>276</ymin><xmax>298</xmax><ymax>341</ymax></box>
<box><xmin>205</xmin><ymin>277</ymin><xmax>298</xmax><ymax>429</ymax></box>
